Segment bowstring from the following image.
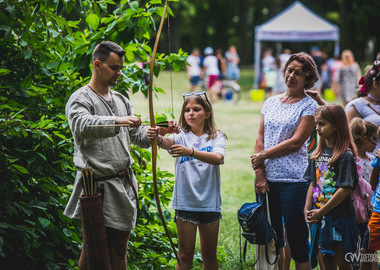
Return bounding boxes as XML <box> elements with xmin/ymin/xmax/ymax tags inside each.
<box><xmin>167</xmin><ymin>10</ymin><xmax>174</xmax><ymax>118</ymax></box>
<box><xmin>167</xmin><ymin>9</ymin><xmax>178</xmax><ymax>215</ymax></box>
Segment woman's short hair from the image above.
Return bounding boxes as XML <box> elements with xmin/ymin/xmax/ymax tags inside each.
<box><xmin>283</xmin><ymin>52</ymin><xmax>319</xmax><ymax>90</ymax></box>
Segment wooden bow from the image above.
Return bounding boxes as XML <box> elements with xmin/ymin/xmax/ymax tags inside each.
<box><xmin>148</xmin><ymin>0</ymin><xmax>180</xmax><ymax>264</ymax></box>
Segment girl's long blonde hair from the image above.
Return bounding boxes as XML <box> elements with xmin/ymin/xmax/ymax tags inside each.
<box><xmin>179</xmin><ymin>95</ymin><xmax>226</xmax><ymax>140</ymax></box>
<box><xmin>311</xmin><ymin>104</ymin><xmax>356</xmax><ymax>165</ymax></box>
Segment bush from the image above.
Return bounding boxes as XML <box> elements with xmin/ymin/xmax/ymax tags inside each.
<box><xmin>0</xmin><ymin>1</ymin><xmax>186</xmax><ymax>268</ymax></box>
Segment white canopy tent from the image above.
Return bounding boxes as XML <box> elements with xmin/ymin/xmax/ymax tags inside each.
<box><xmin>254</xmin><ymin>1</ymin><xmax>340</xmax><ymax>88</ymax></box>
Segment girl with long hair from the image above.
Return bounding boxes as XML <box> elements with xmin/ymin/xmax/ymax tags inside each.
<box><xmin>305</xmin><ymin>104</ymin><xmax>359</xmax><ymax>269</ymax></box>
<box><xmin>147</xmin><ymin>91</ymin><xmax>226</xmax><ymax>270</ymax></box>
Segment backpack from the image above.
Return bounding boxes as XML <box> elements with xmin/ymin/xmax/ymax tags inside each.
<box><xmin>237</xmin><ymin>193</ymin><xmax>279</xmax><ymax>267</ymax></box>
<box><xmin>350</xmin><ymin>175</ymin><xmax>373</xmax><ymax>223</ymax></box>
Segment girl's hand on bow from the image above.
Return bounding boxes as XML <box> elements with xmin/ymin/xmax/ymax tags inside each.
<box><xmin>170</xmin><ymin>144</ymin><xmax>191</xmax><ymax>158</ymax></box>
<box><xmin>160</xmin><ymin>120</ymin><xmax>181</xmax><ymax>135</ymax></box>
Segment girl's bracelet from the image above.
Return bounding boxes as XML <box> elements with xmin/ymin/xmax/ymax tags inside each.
<box><xmin>190</xmin><ymin>148</ymin><xmax>195</xmax><ymax>157</ymax></box>
<box><xmin>157</xmin><ymin>135</ymin><xmax>163</xmax><ymax>146</ymax></box>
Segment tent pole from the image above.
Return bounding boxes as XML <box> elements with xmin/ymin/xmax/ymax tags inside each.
<box><xmin>254</xmin><ymin>39</ymin><xmax>261</xmax><ymax>89</ymax></box>
<box><xmin>334</xmin><ymin>40</ymin><xmax>340</xmax><ymax>58</ymax></box>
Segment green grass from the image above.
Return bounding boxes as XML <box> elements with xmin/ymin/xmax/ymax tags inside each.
<box><xmin>129</xmin><ymin>68</ymin><xmax>306</xmax><ymax>269</ymax></box>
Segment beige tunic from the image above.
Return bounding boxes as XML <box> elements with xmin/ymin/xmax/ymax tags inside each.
<box><xmin>64</xmin><ymin>85</ymin><xmax>150</xmax><ymax>231</ymax></box>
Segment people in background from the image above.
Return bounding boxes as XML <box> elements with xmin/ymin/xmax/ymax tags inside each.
<box><xmin>203</xmin><ymin>47</ymin><xmax>219</xmax><ymax>103</ymax></box>
<box><xmin>333</xmin><ymin>49</ymin><xmax>361</xmax><ymax>107</ymax></box>
<box><xmin>186</xmin><ymin>48</ymin><xmax>202</xmax><ymax>92</ymax></box>
<box><xmin>225</xmin><ymin>45</ymin><xmax>240</xmax><ymax>82</ymax></box>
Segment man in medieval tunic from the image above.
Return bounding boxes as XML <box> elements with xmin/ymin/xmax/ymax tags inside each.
<box><xmin>64</xmin><ymin>41</ymin><xmax>177</xmax><ymax>269</ymax></box>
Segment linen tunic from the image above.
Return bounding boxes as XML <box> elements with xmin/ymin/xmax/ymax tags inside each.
<box><xmin>64</xmin><ymin>85</ymin><xmax>151</xmax><ymax>231</ymax></box>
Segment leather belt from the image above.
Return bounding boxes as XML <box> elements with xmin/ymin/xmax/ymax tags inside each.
<box><xmin>93</xmin><ymin>169</ymin><xmax>140</xmax><ymax>216</ymax></box>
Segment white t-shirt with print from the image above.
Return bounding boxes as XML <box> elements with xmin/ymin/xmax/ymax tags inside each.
<box><xmin>170</xmin><ymin>130</ymin><xmax>226</xmax><ymax>212</ymax></box>
<box><xmin>261</xmin><ymin>95</ymin><xmax>318</xmax><ymax>182</ymax></box>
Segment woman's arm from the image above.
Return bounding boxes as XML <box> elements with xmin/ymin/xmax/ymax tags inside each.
<box><xmin>345</xmin><ymin>104</ymin><xmax>361</xmax><ymax>124</ymax></box>
<box><xmin>251</xmin><ymin>115</ymin><xmax>315</xmax><ymax>169</ymax></box>
<box><xmin>251</xmin><ymin>114</ymin><xmax>269</xmax><ymax>193</ymax></box>
<box><xmin>306</xmin><ymin>187</ymin><xmax>351</xmax><ymax>222</ymax></box>
<box><xmin>304</xmin><ymin>182</ymin><xmax>314</xmax><ymax>220</ymax></box>
<box><xmin>254</xmin><ymin>114</ymin><xmax>265</xmax><ymax>154</ymax></box>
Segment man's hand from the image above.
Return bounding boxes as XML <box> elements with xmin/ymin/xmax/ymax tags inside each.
<box><xmin>146</xmin><ymin>127</ymin><xmax>159</xmax><ymax>140</ymax></box>
<box><xmin>115</xmin><ymin>116</ymin><xmax>141</xmax><ymax>127</ymax></box>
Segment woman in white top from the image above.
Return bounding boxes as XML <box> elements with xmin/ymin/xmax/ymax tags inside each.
<box><xmin>147</xmin><ymin>91</ymin><xmax>226</xmax><ymax>269</ymax></box>
<box><xmin>251</xmin><ymin>52</ymin><xmax>318</xmax><ymax>269</ymax></box>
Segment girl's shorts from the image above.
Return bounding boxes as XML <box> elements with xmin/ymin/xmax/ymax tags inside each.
<box><xmin>363</xmin><ymin>211</ymin><xmax>380</xmax><ymax>250</ymax></box>
<box><xmin>174</xmin><ymin>210</ymin><xmax>222</xmax><ymax>225</ymax></box>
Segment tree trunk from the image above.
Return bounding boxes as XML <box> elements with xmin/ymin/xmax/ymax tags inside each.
<box><xmin>238</xmin><ymin>0</ymin><xmax>251</xmax><ymax>64</ymax></box>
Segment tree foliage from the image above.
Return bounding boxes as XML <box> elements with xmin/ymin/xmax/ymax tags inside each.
<box><xmin>0</xmin><ymin>0</ymin><xmax>186</xmax><ymax>269</ymax></box>
<box><xmin>168</xmin><ymin>0</ymin><xmax>380</xmax><ymax>64</ymax></box>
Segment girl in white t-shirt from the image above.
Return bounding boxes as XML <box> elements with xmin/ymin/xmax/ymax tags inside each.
<box><xmin>147</xmin><ymin>91</ymin><xmax>226</xmax><ymax>269</ymax></box>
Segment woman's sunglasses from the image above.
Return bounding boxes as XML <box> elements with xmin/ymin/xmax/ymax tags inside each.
<box><xmin>182</xmin><ymin>91</ymin><xmax>211</xmax><ymax>105</ymax></box>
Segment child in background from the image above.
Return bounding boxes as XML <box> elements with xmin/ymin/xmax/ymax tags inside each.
<box><xmin>350</xmin><ymin>118</ymin><xmax>378</xmax><ymax>184</ymax></box>
<box><xmin>350</xmin><ymin>118</ymin><xmax>377</xmax><ymax>270</ymax></box>
<box><xmin>147</xmin><ymin>91</ymin><xmax>226</xmax><ymax>269</ymax></box>
<box><xmin>361</xmin><ymin>149</ymin><xmax>380</xmax><ymax>269</ymax></box>
<box><xmin>304</xmin><ymin>104</ymin><xmax>359</xmax><ymax>269</ymax></box>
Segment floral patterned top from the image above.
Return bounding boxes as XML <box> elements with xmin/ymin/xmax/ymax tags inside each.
<box><xmin>304</xmin><ymin>147</ymin><xmax>358</xmax><ymax>217</ymax></box>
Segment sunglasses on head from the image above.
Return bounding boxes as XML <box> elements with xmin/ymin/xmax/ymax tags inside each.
<box><xmin>182</xmin><ymin>91</ymin><xmax>211</xmax><ymax>105</ymax></box>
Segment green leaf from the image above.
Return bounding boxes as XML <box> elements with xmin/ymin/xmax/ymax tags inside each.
<box><xmin>130</xmin><ymin>1</ymin><xmax>139</xmax><ymax>11</ymax></box>
<box><xmin>86</xmin><ymin>13</ymin><xmax>100</xmax><ymax>30</ymax></box>
<box><xmin>0</xmin><ymin>69</ymin><xmax>11</xmax><ymax>76</ymax></box>
<box><xmin>46</xmin><ymin>61</ymin><xmax>60</xmax><ymax>70</ymax></box>
<box><xmin>105</xmin><ymin>20</ymin><xmax>117</xmax><ymax>33</ymax></box>
<box><xmin>125</xmin><ymin>50</ymin><xmax>134</xmax><ymax>62</ymax></box>
<box><xmin>63</xmin><ymin>228</ymin><xmax>72</xmax><ymax>237</ymax></box>
<box><xmin>38</xmin><ymin>217</ymin><xmax>51</xmax><ymax>228</ymax></box>
<box><xmin>12</xmin><ymin>164</ymin><xmax>28</xmax><ymax>174</ymax></box>
<box><xmin>69</xmin><ymin>259</ymin><xmax>75</xmax><ymax>267</ymax></box>
<box><xmin>24</xmin><ymin>48</ymin><xmax>32</xmax><ymax>59</ymax></box>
